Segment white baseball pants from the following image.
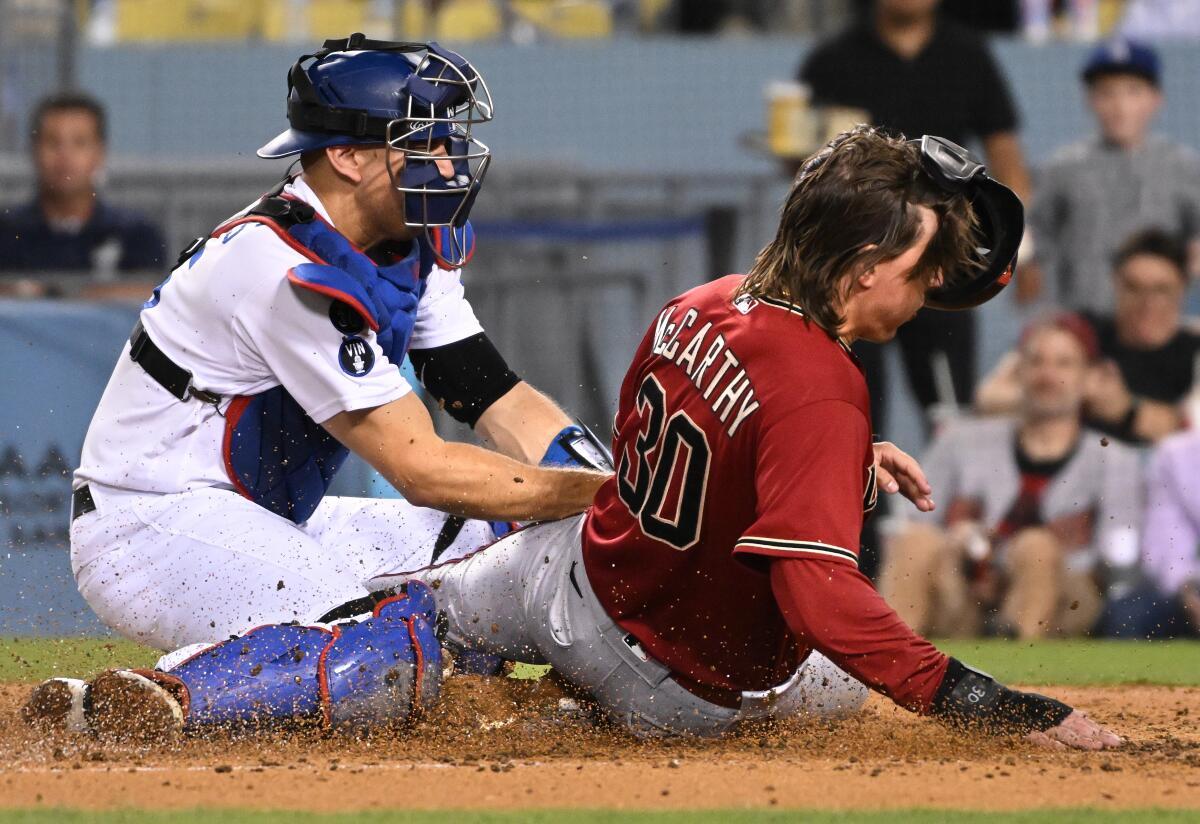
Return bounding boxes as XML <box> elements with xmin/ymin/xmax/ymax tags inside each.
<box><xmin>69</xmin><ymin>482</ymin><xmax>493</xmax><ymax>651</ymax></box>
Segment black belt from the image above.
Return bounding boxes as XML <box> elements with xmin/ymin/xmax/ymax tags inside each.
<box><xmin>72</xmin><ymin>485</ymin><xmax>96</xmax><ymax>522</ymax></box>
<box><xmin>128</xmin><ymin>320</ymin><xmax>220</xmax><ymax>405</ymax></box>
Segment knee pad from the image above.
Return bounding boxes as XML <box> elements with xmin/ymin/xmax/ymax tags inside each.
<box><xmin>322</xmin><ymin>582</ymin><xmax>442</xmax><ymax>727</ymax></box>
<box><xmin>165</xmin><ymin>582</ymin><xmax>442</xmax><ymax>731</ymax></box>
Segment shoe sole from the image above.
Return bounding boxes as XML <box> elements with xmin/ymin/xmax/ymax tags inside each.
<box><xmin>87</xmin><ymin>670</ymin><xmax>184</xmax><ymax>744</ymax></box>
<box><xmin>22</xmin><ymin>678</ymin><xmax>90</xmax><ymax>733</ymax></box>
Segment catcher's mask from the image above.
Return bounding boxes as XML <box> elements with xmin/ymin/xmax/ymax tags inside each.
<box><xmin>911</xmin><ymin>135</ymin><xmax>1024</xmax><ymax>311</ymax></box>
<box><xmin>258</xmin><ymin>33</ymin><xmax>493</xmax><ymax>266</ymax></box>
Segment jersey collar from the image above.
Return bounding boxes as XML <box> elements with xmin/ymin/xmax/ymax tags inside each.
<box><xmin>756</xmin><ymin>294</ymin><xmax>855</xmax><ymax>357</ymax></box>
<box><xmin>283</xmin><ymin>177</ymin><xmax>335</xmax><ymax>227</ymax></box>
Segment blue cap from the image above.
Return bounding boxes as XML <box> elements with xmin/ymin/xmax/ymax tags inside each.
<box><xmin>1082</xmin><ymin>37</ymin><xmax>1160</xmax><ymax>87</ymax></box>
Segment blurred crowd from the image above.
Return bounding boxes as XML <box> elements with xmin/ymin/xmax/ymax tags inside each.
<box><xmin>680</xmin><ymin>0</ymin><xmax>1200</xmax><ymax>39</ymax></box>
<box><xmin>63</xmin><ymin>0</ymin><xmax>1200</xmax><ymax>42</ymax></box>
<box><xmin>805</xmin><ymin>0</ymin><xmax>1200</xmax><ymax>640</ymax></box>
<box><xmin>2</xmin><ymin>0</ymin><xmax>1199</xmax><ymax>638</ymax></box>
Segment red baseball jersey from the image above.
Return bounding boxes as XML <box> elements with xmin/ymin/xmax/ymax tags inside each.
<box><xmin>582</xmin><ymin>276</ymin><xmax>878</xmax><ymax>692</ymax></box>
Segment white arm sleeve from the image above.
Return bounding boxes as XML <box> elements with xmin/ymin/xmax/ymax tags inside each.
<box><xmin>409</xmin><ymin>265</ymin><xmax>485</xmax><ymax>350</ymax></box>
<box><xmin>233</xmin><ymin>276</ymin><xmax>411</xmax><ymax>424</ymax></box>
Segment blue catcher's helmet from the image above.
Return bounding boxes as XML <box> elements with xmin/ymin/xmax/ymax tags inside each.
<box><xmin>258</xmin><ymin>34</ymin><xmax>493</xmax><ymax>265</ymax></box>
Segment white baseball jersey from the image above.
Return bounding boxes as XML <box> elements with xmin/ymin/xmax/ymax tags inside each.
<box><xmin>74</xmin><ymin>178</ymin><xmax>483</xmax><ymax>499</ymax></box>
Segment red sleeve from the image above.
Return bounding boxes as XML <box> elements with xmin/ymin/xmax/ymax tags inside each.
<box><xmin>734</xmin><ymin>399</ymin><xmax>872</xmax><ymax>566</ymax></box>
<box><xmin>770</xmin><ymin>557</ymin><xmax>949</xmax><ymax>712</ymax></box>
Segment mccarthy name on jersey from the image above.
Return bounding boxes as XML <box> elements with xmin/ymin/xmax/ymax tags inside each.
<box><xmin>648</xmin><ymin>301</ymin><xmax>762</xmax><ymax>439</ymax></box>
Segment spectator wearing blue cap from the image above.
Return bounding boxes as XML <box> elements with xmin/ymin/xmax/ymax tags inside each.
<box><xmin>0</xmin><ymin>93</ymin><xmax>165</xmax><ymax>288</ymax></box>
<box><xmin>1023</xmin><ymin>37</ymin><xmax>1200</xmax><ymax>313</ymax></box>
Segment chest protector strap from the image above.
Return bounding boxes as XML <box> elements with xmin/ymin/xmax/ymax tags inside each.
<box><xmin>154</xmin><ymin>184</ymin><xmax>474</xmax><ymax>524</ymax></box>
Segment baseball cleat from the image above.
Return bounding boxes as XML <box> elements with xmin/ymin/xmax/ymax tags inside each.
<box><xmin>86</xmin><ymin>670</ymin><xmax>184</xmax><ymax>744</ymax></box>
<box><xmin>22</xmin><ymin>677</ymin><xmax>91</xmax><ymax>733</ymax></box>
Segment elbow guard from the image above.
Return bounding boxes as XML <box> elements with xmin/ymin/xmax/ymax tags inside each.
<box><xmin>408</xmin><ymin>333</ymin><xmax>519</xmax><ymax>427</ymax></box>
<box><xmin>541</xmin><ymin>423</ymin><xmax>614</xmax><ymax>472</ymax></box>
<box><xmin>930</xmin><ymin>658</ymin><xmax>1072</xmax><ymax>736</ymax></box>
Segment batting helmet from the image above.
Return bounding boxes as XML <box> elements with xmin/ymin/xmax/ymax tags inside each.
<box><xmin>258</xmin><ymin>33</ymin><xmax>493</xmax><ymax>265</ymax></box>
<box><xmin>912</xmin><ymin>135</ymin><xmax>1024</xmax><ymax>311</ymax></box>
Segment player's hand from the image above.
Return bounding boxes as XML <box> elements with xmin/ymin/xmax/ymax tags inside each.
<box><xmin>1084</xmin><ymin>360</ymin><xmax>1134</xmax><ymax>423</ymax></box>
<box><xmin>1025</xmin><ymin>710</ymin><xmax>1123</xmax><ymax>751</ymax></box>
<box><xmin>872</xmin><ymin>441</ymin><xmax>934</xmax><ymax>512</ymax></box>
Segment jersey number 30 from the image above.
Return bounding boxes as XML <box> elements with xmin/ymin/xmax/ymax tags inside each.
<box><xmin>616</xmin><ymin>375</ymin><xmax>711</xmax><ymax>550</ymax></box>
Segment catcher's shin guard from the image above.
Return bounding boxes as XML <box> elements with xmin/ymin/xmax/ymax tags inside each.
<box><xmin>166</xmin><ymin>582</ymin><xmax>442</xmax><ymax>731</ymax></box>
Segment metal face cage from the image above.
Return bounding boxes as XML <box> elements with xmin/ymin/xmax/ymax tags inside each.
<box><xmin>385</xmin><ymin>47</ymin><xmax>494</xmax><ymax>267</ymax></box>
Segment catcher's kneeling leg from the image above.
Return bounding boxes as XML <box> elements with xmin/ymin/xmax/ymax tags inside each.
<box><xmin>167</xmin><ymin>582</ymin><xmax>441</xmax><ymax>731</ymax></box>
<box><xmin>90</xmin><ymin>582</ymin><xmax>442</xmax><ymax>739</ymax></box>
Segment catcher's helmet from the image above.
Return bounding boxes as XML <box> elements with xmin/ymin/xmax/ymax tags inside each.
<box><xmin>912</xmin><ymin>135</ymin><xmax>1024</xmax><ymax>311</ymax></box>
<box><xmin>258</xmin><ymin>34</ymin><xmax>493</xmax><ymax>265</ymax></box>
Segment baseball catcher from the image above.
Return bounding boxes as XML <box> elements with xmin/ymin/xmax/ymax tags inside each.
<box><xmin>24</xmin><ymin>36</ymin><xmax>609</xmax><ymax>735</ymax></box>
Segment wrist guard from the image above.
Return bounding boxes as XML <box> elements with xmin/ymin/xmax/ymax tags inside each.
<box><xmin>930</xmin><ymin>658</ymin><xmax>1072</xmax><ymax>736</ymax></box>
<box><xmin>541</xmin><ymin>423</ymin><xmax>614</xmax><ymax>472</ymax></box>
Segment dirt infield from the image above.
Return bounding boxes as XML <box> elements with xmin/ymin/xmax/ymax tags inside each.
<box><xmin>1</xmin><ymin>677</ymin><xmax>1198</xmax><ymax>813</ymax></box>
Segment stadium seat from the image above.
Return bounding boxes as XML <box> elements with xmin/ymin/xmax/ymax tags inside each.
<box><xmin>112</xmin><ymin>0</ymin><xmax>400</xmax><ymax>43</ymax></box>
<box><xmin>307</xmin><ymin>0</ymin><xmax>371</xmax><ymax>40</ymax></box>
<box><xmin>115</xmin><ymin>0</ymin><xmax>266</xmax><ymax>41</ymax></box>
<box><xmin>434</xmin><ymin>0</ymin><xmax>504</xmax><ymax>42</ymax></box>
<box><xmin>511</xmin><ymin>0</ymin><xmax>612</xmax><ymax>39</ymax></box>
<box><xmin>398</xmin><ymin>0</ymin><xmax>433</xmax><ymax>40</ymax></box>
<box><xmin>638</xmin><ymin>0</ymin><xmax>672</xmax><ymax>31</ymax></box>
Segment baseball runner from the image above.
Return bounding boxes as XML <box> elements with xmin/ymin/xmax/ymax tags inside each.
<box><xmin>29</xmin><ymin>129</ymin><xmax>1120</xmax><ymax>751</ymax></box>
<box><xmin>23</xmin><ymin>36</ymin><xmax>611</xmax><ymax>732</ymax></box>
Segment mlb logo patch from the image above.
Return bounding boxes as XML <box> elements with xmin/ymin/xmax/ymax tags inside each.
<box><xmin>733</xmin><ymin>295</ymin><xmax>758</xmax><ymax>314</ymax></box>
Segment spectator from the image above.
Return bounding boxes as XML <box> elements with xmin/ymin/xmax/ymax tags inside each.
<box><xmin>0</xmin><ymin>92</ymin><xmax>165</xmax><ymax>281</ymax></box>
<box><xmin>799</xmin><ymin>0</ymin><xmax>1033</xmax><ymax>436</ymax></box>
<box><xmin>977</xmin><ymin>229</ymin><xmax>1200</xmax><ymax>444</ymax></box>
<box><xmin>881</xmin><ymin>315</ymin><xmax>1142</xmax><ymax>639</ymax></box>
<box><xmin>1140</xmin><ymin>429</ymin><xmax>1200</xmax><ymax>637</ymax></box>
<box><xmin>1121</xmin><ymin>0</ymin><xmax>1200</xmax><ymax>41</ymax></box>
<box><xmin>1025</xmin><ymin>37</ymin><xmax>1200</xmax><ymax>312</ymax></box>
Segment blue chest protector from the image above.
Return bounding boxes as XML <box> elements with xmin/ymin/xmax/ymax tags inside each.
<box><xmin>178</xmin><ymin>194</ymin><xmax>475</xmax><ymax>524</ymax></box>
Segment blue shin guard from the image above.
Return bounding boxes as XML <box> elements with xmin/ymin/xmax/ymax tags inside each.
<box><xmin>164</xmin><ymin>582</ymin><xmax>442</xmax><ymax>731</ymax></box>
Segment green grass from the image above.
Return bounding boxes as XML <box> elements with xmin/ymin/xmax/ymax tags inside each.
<box><xmin>0</xmin><ymin>637</ymin><xmax>157</xmax><ymax>682</ymax></box>
<box><xmin>935</xmin><ymin>639</ymin><xmax>1200</xmax><ymax>686</ymax></box>
<box><xmin>0</xmin><ymin>811</ymin><xmax>1196</xmax><ymax>824</ymax></box>
<box><xmin>3</xmin><ymin>637</ymin><xmax>1199</xmax><ymax>687</ymax></box>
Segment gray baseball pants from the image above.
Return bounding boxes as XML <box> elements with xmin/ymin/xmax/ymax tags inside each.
<box><xmin>384</xmin><ymin>515</ymin><xmax>868</xmax><ymax>737</ymax></box>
